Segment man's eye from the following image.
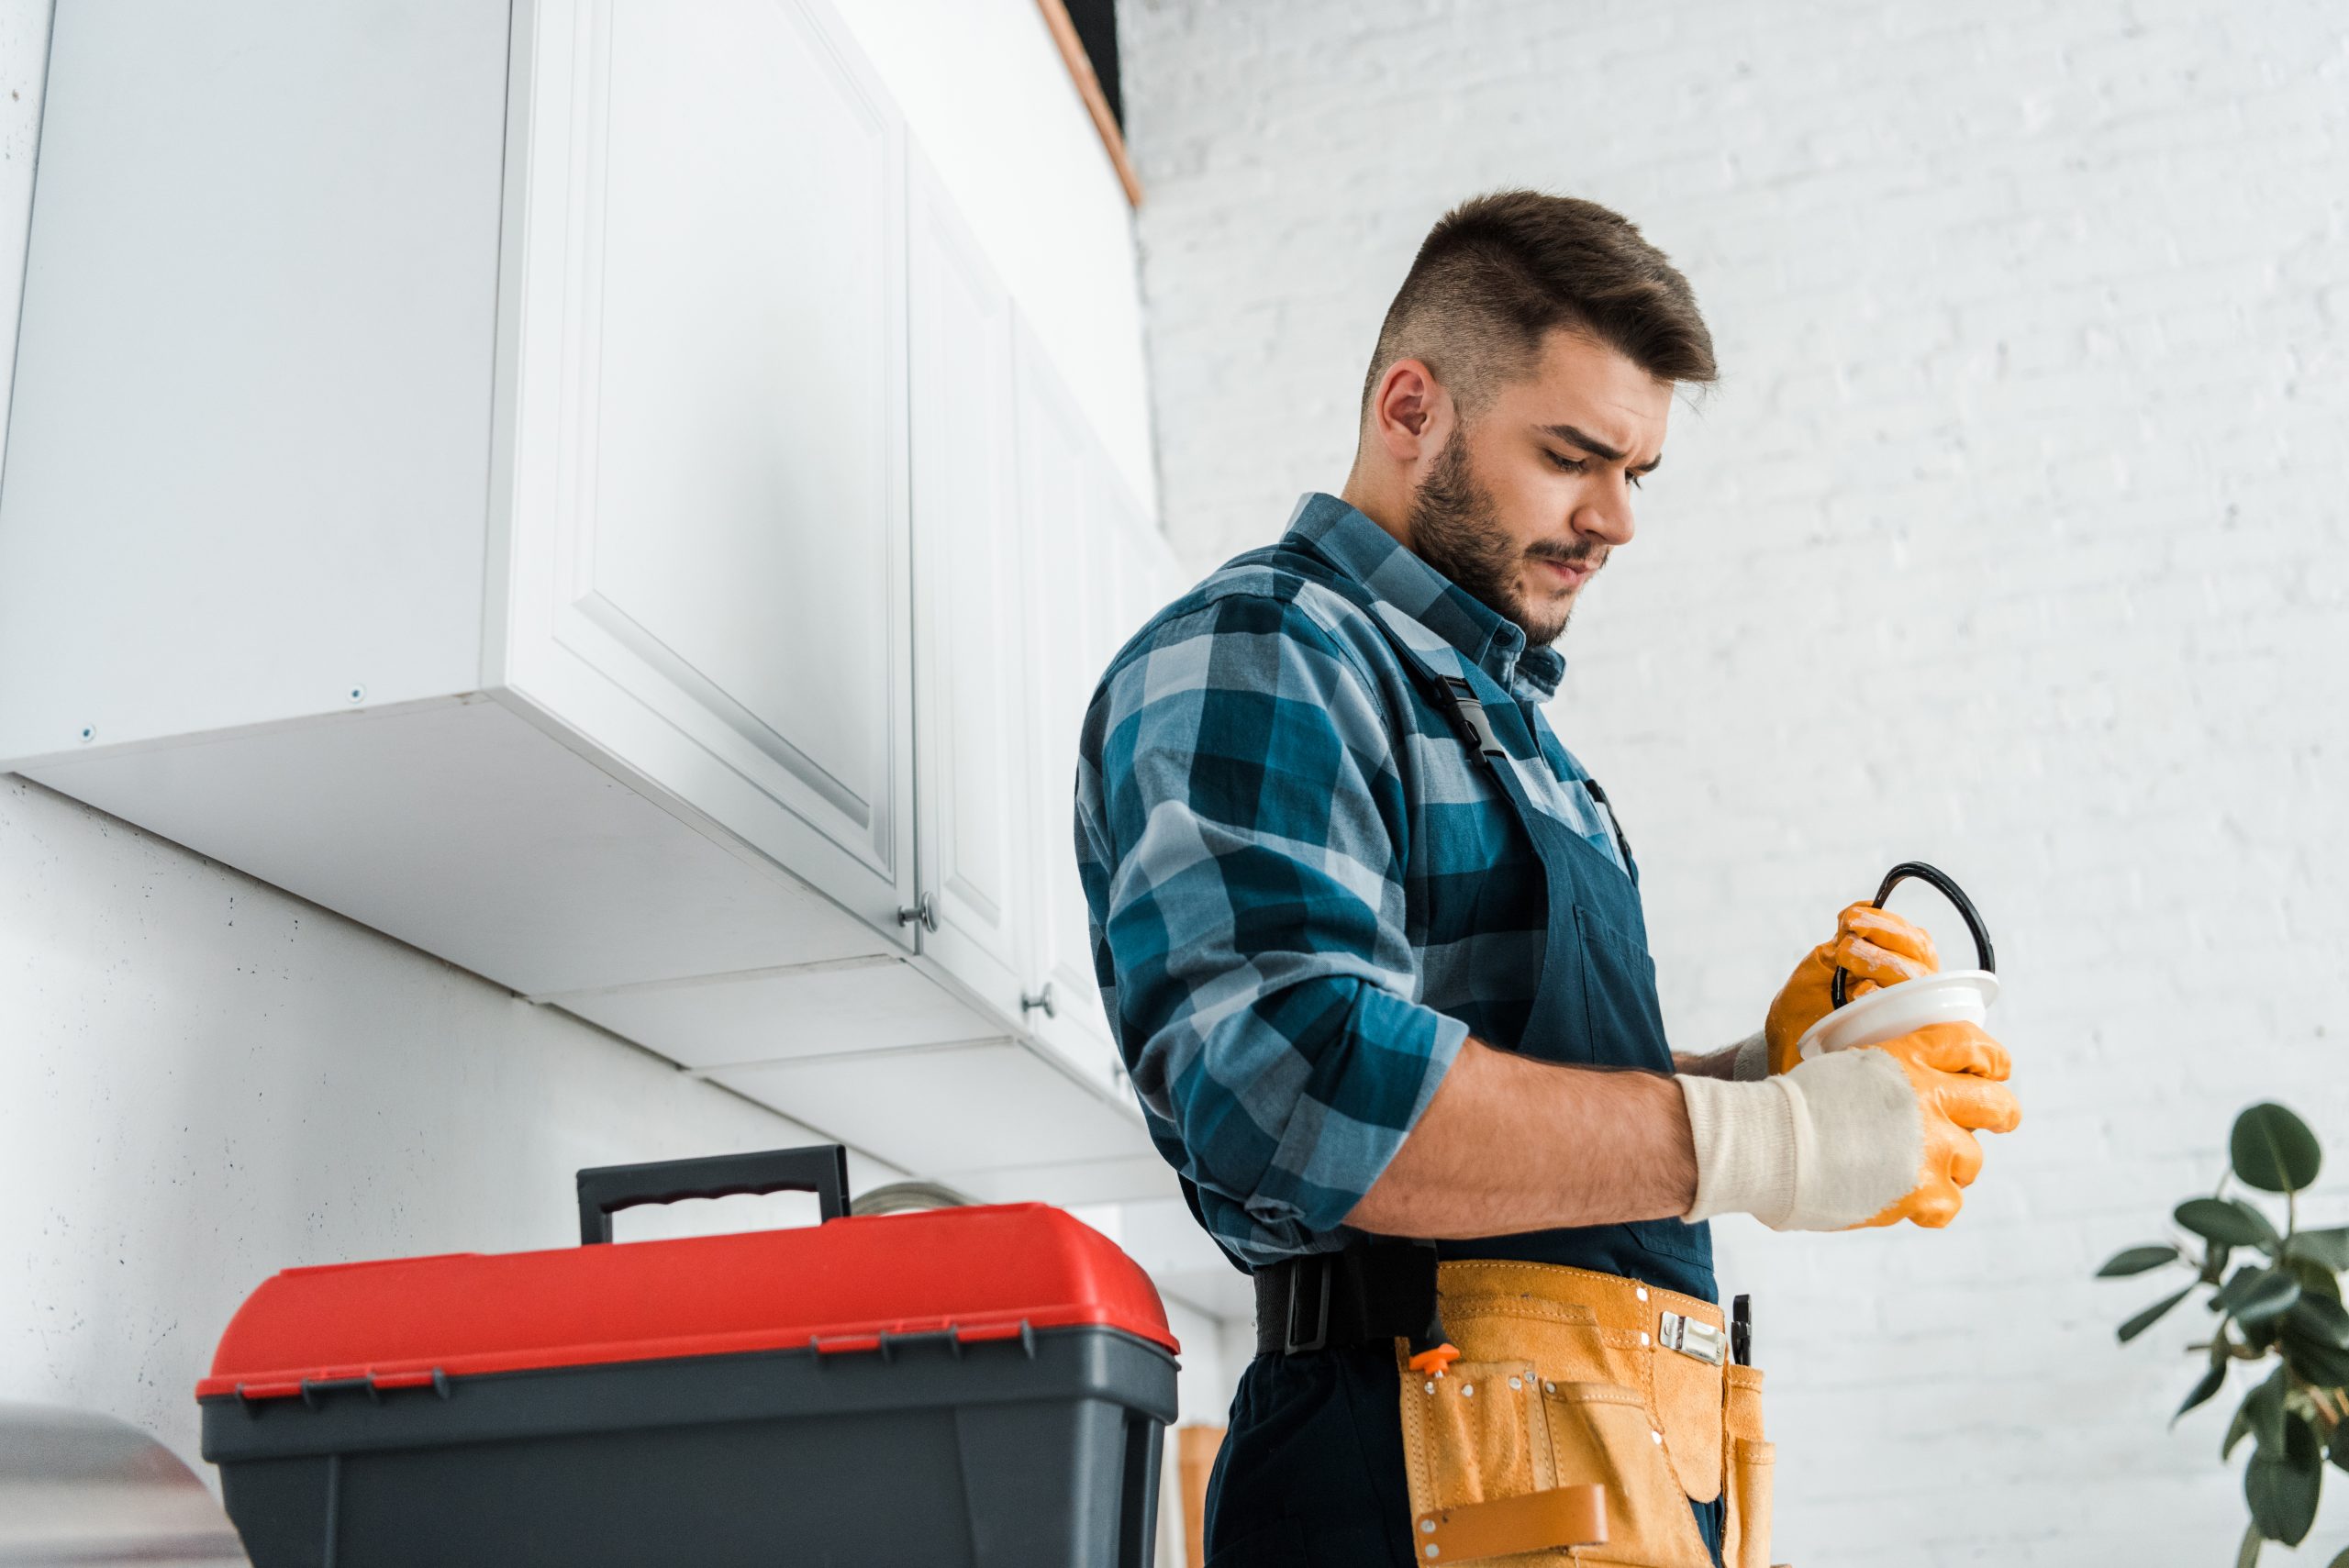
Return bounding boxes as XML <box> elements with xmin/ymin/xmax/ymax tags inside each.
<box><xmin>1628</xmin><ymin>472</ymin><xmax>1646</xmax><ymax>491</ymax></box>
<box><xmin>1547</xmin><ymin>450</ymin><xmax>1586</xmax><ymax>473</ymax></box>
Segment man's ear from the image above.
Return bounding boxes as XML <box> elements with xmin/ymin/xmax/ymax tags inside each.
<box><xmin>1369</xmin><ymin>358</ymin><xmax>1452</xmax><ymax>465</ymax></box>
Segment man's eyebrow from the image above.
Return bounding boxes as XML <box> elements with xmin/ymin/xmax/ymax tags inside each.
<box><xmin>1540</xmin><ymin>423</ymin><xmax>1662</xmax><ymax>473</ymax></box>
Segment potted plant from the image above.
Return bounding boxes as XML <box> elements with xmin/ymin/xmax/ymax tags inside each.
<box><xmin>2100</xmin><ymin>1102</ymin><xmax>2349</xmax><ymax>1565</ymax></box>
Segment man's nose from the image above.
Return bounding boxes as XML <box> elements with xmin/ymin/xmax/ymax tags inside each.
<box><xmin>1573</xmin><ymin>479</ymin><xmax>1637</xmax><ymax>547</ymax></box>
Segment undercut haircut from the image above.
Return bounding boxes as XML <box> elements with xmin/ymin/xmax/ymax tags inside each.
<box><xmin>1362</xmin><ymin>190</ymin><xmax>1717</xmax><ymax>421</ymax></box>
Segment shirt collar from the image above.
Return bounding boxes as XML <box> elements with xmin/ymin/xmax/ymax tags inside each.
<box><xmin>1284</xmin><ymin>492</ymin><xmax>1567</xmax><ymax>702</ymax></box>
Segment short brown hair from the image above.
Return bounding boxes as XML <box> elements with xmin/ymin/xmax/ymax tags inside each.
<box><xmin>1362</xmin><ymin>190</ymin><xmax>1717</xmax><ymax>418</ymax></box>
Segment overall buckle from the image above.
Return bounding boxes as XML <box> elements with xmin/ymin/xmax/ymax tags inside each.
<box><xmin>1439</xmin><ymin>676</ymin><xmax>1508</xmax><ymax>766</ymax></box>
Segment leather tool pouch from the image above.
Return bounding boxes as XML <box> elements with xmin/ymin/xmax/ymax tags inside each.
<box><xmin>1720</xmin><ymin>1365</ymin><xmax>1773</xmax><ymax>1568</ymax></box>
<box><xmin>1396</xmin><ymin>1262</ymin><xmax>1775</xmax><ymax>1568</ymax></box>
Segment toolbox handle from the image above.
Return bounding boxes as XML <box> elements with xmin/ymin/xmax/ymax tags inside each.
<box><xmin>575</xmin><ymin>1144</ymin><xmax>852</xmax><ymax>1245</ymax></box>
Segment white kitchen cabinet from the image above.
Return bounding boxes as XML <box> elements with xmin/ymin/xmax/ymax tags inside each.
<box><xmin>495</xmin><ymin>0</ymin><xmax>918</xmax><ymax>940</ymax></box>
<box><xmin>905</xmin><ymin>153</ymin><xmax>1032</xmax><ymax>1025</ymax></box>
<box><xmin>712</xmin><ymin>1040</ymin><xmax>1165</xmax><ymax>1198</ymax></box>
<box><xmin>0</xmin><ymin>0</ymin><xmax>1176</xmax><ymax>1201</ymax></box>
<box><xmin>0</xmin><ymin>1</ymin><xmax>511</xmax><ymax>752</ymax></box>
<box><xmin>1014</xmin><ymin>324</ymin><xmax>1122</xmax><ymax>1087</ymax></box>
<box><xmin>1011</xmin><ymin>326</ymin><xmax>1187</xmax><ymax>1095</ymax></box>
<box><xmin>555</xmin><ymin>956</ymin><xmax>997</xmax><ymax>1071</ymax></box>
<box><xmin>0</xmin><ymin>0</ymin><xmax>912</xmax><ymax>984</ymax></box>
<box><xmin>18</xmin><ymin>700</ymin><xmax>892</xmax><ymax>1002</ymax></box>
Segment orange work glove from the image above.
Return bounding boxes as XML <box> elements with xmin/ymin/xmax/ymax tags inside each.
<box><xmin>1762</xmin><ymin>902</ymin><xmax>1941</xmax><ymax>1074</ymax></box>
<box><xmin>1680</xmin><ymin>1018</ymin><xmax>2020</xmax><ymax>1232</ymax></box>
<box><xmin>1856</xmin><ymin>1021</ymin><xmax>2021</xmax><ymax>1229</ymax></box>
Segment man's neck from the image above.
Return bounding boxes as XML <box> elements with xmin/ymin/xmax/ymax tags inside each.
<box><xmin>1338</xmin><ymin>469</ymin><xmax>1414</xmax><ymax>555</ymax></box>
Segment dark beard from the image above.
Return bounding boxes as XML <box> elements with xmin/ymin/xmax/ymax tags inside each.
<box><xmin>1405</xmin><ymin>429</ymin><xmax>1580</xmax><ymax>648</ymax></box>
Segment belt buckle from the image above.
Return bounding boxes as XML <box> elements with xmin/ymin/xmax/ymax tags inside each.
<box><xmin>1657</xmin><ymin>1309</ymin><xmax>1726</xmax><ymax>1365</ymax></box>
<box><xmin>1284</xmin><ymin>1254</ymin><xmax>1332</xmax><ymax>1355</ymax></box>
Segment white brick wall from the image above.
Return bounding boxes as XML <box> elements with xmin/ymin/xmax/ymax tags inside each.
<box><xmin>1119</xmin><ymin>1</ymin><xmax>2349</xmax><ymax>1562</ymax></box>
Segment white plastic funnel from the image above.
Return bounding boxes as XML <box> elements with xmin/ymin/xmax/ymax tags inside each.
<box><xmin>1795</xmin><ymin>968</ymin><xmax>2000</xmax><ymax>1060</ymax></box>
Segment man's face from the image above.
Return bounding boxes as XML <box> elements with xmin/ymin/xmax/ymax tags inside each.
<box><xmin>1404</xmin><ymin>330</ymin><xmax>1674</xmax><ymax>648</ymax></box>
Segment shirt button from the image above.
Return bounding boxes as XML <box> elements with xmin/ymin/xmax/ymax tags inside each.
<box><xmin>1638</xmin><ymin>1331</ymin><xmax>1651</xmax><ymax>1347</ymax></box>
<box><xmin>1651</xmin><ymin>1429</ymin><xmax>1664</xmax><ymax>1446</ymax></box>
<box><xmin>1635</xmin><ymin>1286</ymin><xmax>1649</xmax><ymax>1302</ymax></box>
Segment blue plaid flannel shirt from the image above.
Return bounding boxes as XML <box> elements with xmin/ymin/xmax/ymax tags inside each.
<box><xmin>1074</xmin><ymin>493</ymin><xmax>1632</xmax><ymax>1268</ymax></box>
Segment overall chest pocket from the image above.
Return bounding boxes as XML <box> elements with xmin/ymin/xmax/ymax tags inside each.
<box><xmin>1572</xmin><ymin>903</ymin><xmax>1672</xmax><ymax>1073</ymax></box>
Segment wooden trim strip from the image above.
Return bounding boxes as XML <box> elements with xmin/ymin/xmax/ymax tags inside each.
<box><xmin>1034</xmin><ymin>0</ymin><xmax>1144</xmax><ymax>208</ymax></box>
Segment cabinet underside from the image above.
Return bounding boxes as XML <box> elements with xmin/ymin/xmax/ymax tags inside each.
<box><xmin>26</xmin><ymin>697</ymin><xmax>1164</xmax><ymax>1199</ymax></box>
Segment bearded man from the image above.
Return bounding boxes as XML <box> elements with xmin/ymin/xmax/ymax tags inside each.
<box><xmin>1074</xmin><ymin>190</ymin><xmax>2020</xmax><ymax>1568</ymax></box>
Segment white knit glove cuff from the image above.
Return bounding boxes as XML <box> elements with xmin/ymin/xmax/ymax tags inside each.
<box><xmin>1678</xmin><ymin>1050</ymin><xmax>1924</xmax><ymax>1231</ymax></box>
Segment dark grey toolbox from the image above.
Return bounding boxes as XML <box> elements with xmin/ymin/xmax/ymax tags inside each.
<box><xmin>197</xmin><ymin>1146</ymin><xmax>1179</xmax><ymax>1566</ymax></box>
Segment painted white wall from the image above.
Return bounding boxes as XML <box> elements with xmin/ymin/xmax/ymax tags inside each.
<box><xmin>1120</xmin><ymin>1</ymin><xmax>2349</xmax><ymax>1562</ymax></box>
<box><xmin>0</xmin><ymin>773</ymin><xmax>913</xmax><ymax>1476</ymax></box>
<box><xmin>832</xmin><ymin>0</ymin><xmax>1156</xmax><ymax>509</ymax></box>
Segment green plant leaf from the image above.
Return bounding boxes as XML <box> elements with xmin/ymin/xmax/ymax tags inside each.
<box><xmin>2099</xmin><ymin>1243</ymin><xmax>2182</xmax><ymax>1277</ymax></box>
<box><xmin>2180</xmin><ymin>1197</ymin><xmax>2283</xmax><ymax>1251</ymax></box>
<box><xmin>2176</xmin><ymin>1360</ymin><xmax>2228</xmax><ymax>1424</ymax></box>
<box><xmin>2232</xmin><ymin>1103</ymin><xmax>2322</xmax><ymax>1194</ymax></box>
<box><xmin>2225</xmin><ymin>1398</ymin><xmax>2255</xmax><ymax>1460</ymax></box>
<box><xmin>2322</xmin><ymin>1545</ymin><xmax>2348</xmax><ymax>1568</ymax></box>
<box><xmin>2281</xmin><ymin>1325</ymin><xmax>2349</xmax><ymax>1391</ymax></box>
<box><xmin>2237</xmin><ymin>1273</ymin><xmax>2305</xmax><ymax>1326</ymax></box>
<box><xmin>2236</xmin><ymin>1522</ymin><xmax>2261</xmax><ymax>1568</ymax></box>
<box><xmin>2120</xmin><ymin>1286</ymin><xmax>2194</xmax><ymax>1343</ymax></box>
<box><xmin>2286</xmin><ymin>1228</ymin><xmax>2349</xmax><ymax>1272</ymax></box>
<box><xmin>2288</xmin><ymin>1413</ymin><xmax>2322</xmax><ymax>1467</ymax></box>
<box><xmin>2291</xmin><ymin>1259</ymin><xmax>2343</xmax><ymax>1304</ymax></box>
<box><xmin>2243</xmin><ymin>1413</ymin><xmax>2323</xmax><ymax>1545</ymax></box>
<box><xmin>2212</xmin><ymin>1263</ymin><xmax>2259</xmax><ymax>1311</ymax></box>
<box><xmin>2290</xmin><ymin>1294</ymin><xmax>2349</xmax><ymax>1350</ymax></box>
<box><xmin>2213</xmin><ymin>1266</ymin><xmax>2301</xmax><ymax>1325</ymax></box>
<box><xmin>2245</xmin><ymin>1368</ymin><xmax>2289</xmax><ymax>1454</ymax></box>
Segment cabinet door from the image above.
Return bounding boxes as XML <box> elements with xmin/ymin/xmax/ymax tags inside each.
<box><xmin>907</xmin><ymin>157</ymin><xmax>1030</xmax><ymax>1020</ymax></box>
<box><xmin>497</xmin><ymin>0</ymin><xmax>917</xmax><ymax>940</ymax></box>
<box><xmin>1096</xmin><ymin>457</ymin><xmax>1168</xmax><ymax>672</ymax></box>
<box><xmin>1013</xmin><ymin>326</ymin><xmax>1125</xmax><ymax>1088</ymax></box>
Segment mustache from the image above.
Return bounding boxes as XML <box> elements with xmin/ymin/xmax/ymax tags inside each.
<box><xmin>1524</xmin><ymin>540</ymin><xmax>1608</xmax><ymax>570</ymax></box>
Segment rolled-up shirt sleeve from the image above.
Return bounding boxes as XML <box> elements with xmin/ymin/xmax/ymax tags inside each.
<box><xmin>1075</xmin><ymin>588</ymin><xmax>1468</xmax><ymax>1262</ymax></box>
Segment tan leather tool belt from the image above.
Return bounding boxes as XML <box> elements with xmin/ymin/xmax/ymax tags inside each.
<box><xmin>1397</xmin><ymin>1262</ymin><xmax>1775</xmax><ymax>1568</ymax></box>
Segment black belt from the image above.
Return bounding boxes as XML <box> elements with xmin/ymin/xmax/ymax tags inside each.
<box><xmin>1253</xmin><ymin>1240</ymin><xmax>1448</xmax><ymax>1356</ymax></box>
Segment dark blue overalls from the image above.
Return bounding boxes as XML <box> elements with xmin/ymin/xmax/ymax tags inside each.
<box><xmin>1200</xmin><ymin>546</ymin><xmax>1724</xmax><ymax>1567</ymax></box>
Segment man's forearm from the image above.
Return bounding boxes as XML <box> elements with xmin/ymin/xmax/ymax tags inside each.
<box><xmin>1342</xmin><ymin>1038</ymin><xmax>1698</xmax><ymax>1238</ymax></box>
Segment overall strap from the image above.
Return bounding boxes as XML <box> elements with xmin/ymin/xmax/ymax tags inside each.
<box><xmin>1234</xmin><ymin>543</ymin><xmax>1514</xmax><ymax>761</ymax></box>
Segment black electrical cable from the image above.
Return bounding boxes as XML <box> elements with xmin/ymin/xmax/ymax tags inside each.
<box><xmin>1829</xmin><ymin>861</ymin><xmax>1997</xmax><ymax>1009</ymax></box>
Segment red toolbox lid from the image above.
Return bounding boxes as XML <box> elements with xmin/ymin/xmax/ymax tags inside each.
<box><xmin>199</xmin><ymin>1204</ymin><xmax>1177</xmax><ymax>1402</ymax></box>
